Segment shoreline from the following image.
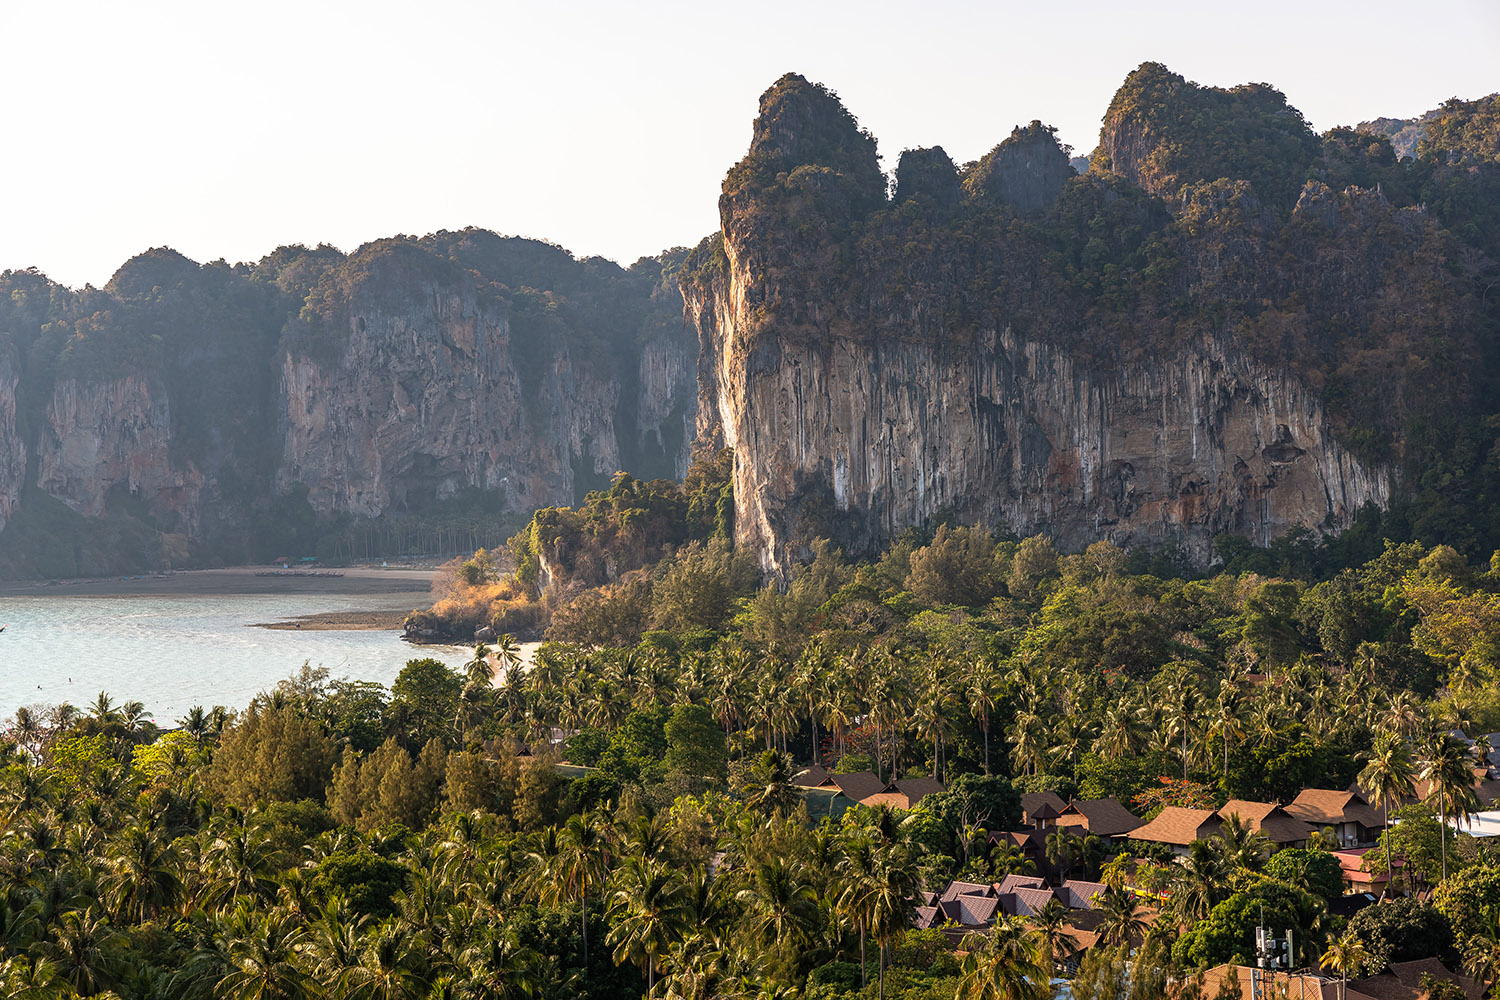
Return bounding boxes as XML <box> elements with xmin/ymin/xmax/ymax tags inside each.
<box><xmin>0</xmin><ymin>565</ymin><xmax>439</xmax><ymax>599</ymax></box>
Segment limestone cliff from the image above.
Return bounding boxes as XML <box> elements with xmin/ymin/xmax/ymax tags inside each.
<box><xmin>0</xmin><ymin>233</ymin><xmax>698</xmax><ymax>576</ymax></box>
<box><xmin>276</xmin><ymin>235</ymin><xmax>697</xmax><ymax>520</ymax></box>
<box><xmin>37</xmin><ymin>374</ymin><xmax>202</xmax><ymax>531</ymax></box>
<box><xmin>0</xmin><ymin>342</ymin><xmax>25</xmax><ymax>536</ymax></box>
<box><xmin>683</xmin><ymin>72</ymin><xmax>1473</xmax><ymax>574</ymax></box>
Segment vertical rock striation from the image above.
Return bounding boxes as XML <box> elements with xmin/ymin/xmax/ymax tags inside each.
<box><xmin>0</xmin><ymin>342</ymin><xmax>25</xmax><ymax>535</ymax></box>
<box><xmin>37</xmin><ymin>374</ymin><xmax>202</xmax><ymax>531</ymax></box>
<box><xmin>684</xmin><ymin>72</ymin><xmax>1411</xmax><ymax>575</ymax></box>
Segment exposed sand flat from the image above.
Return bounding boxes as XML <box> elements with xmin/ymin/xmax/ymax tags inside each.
<box><xmin>0</xmin><ymin>565</ymin><xmax>438</xmax><ymax>598</ymax></box>
<box><xmin>251</xmin><ymin>609</ymin><xmax>417</xmax><ymax>631</ymax></box>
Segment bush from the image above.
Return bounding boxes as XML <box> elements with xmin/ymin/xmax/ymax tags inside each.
<box><xmin>1346</xmin><ymin>897</ymin><xmax>1457</xmax><ymax>967</ymax></box>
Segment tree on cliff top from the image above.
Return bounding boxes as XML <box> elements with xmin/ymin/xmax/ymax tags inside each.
<box><xmin>1099</xmin><ymin>61</ymin><xmax>1321</xmax><ymax>212</ymax></box>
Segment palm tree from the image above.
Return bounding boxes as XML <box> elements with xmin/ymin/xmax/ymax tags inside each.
<box><xmin>865</xmin><ymin>845</ymin><xmax>917</xmax><ymax>1000</ymax></box>
<box><xmin>1358</xmin><ymin>731</ymin><xmax>1416</xmax><ymax>893</ymax></box>
<box><xmin>214</xmin><ymin>908</ymin><xmax>313</xmax><ymax>1000</ymax></box>
<box><xmin>344</xmin><ymin>922</ymin><xmax>426</xmax><ymax>1000</ymax></box>
<box><xmin>1093</xmin><ymin>702</ymin><xmax>1144</xmax><ymax>761</ymax></box>
<box><xmin>455</xmin><ymin>926</ymin><xmax>542</xmax><ymax>999</ymax></box>
<box><xmin>1163</xmin><ymin>675</ymin><xmax>1199</xmax><ymax>780</ymax></box>
<box><xmin>957</xmin><ymin>915</ymin><xmax>1048</xmax><ymax>1000</ymax></box>
<box><xmin>1095</xmin><ymin>887</ymin><xmax>1147</xmax><ymax>953</ymax></box>
<box><xmin>1211</xmin><ymin>687</ymin><xmax>1245</xmax><ymax>777</ymax></box>
<box><xmin>39</xmin><ymin>910</ymin><xmax>115</xmax><ymax>998</ymax></box>
<box><xmin>967</xmin><ymin>660</ymin><xmax>1003</xmax><ymax>775</ymax></box>
<box><xmin>1322</xmin><ymin>929</ymin><xmax>1370</xmax><ymax>1000</ymax></box>
<box><xmin>1416</xmin><ymin>731</ymin><xmax>1482</xmax><ymax>881</ymax></box>
<box><xmin>1212</xmin><ymin>813</ymin><xmax>1273</xmax><ymax>873</ymax></box>
<box><xmin>1030</xmin><ymin>898</ymin><xmax>1076</xmax><ymax>973</ymax></box>
<box><xmin>101</xmin><ymin>825</ymin><xmax>181</xmax><ymax>923</ymax></box>
<box><xmin>1007</xmin><ymin>711</ymin><xmax>1048</xmax><ymax>778</ymax></box>
<box><xmin>1462</xmin><ymin>910</ymin><xmax>1500</xmax><ymax>1000</ymax></box>
<box><xmin>1170</xmin><ymin>840</ymin><xmax>1231</xmax><ymax>923</ymax></box>
<box><xmin>735</xmin><ymin>855</ymin><xmax>822</xmax><ymax>981</ymax></box>
<box><xmin>742</xmin><ymin>751</ymin><xmax>800</xmax><ymax>817</ymax></box>
<box><xmin>537</xmin><ymin>810</ymin><xmax>609</xmax><ymax>972</ymax></box>
<box><xmin>606</xmin><ymin>855</ymin><xmax>690</xmax><ymax>994</ymax></box>
<box><xmin>494</xmin><ymin>633</ymin><xmax>524</xmax><ymax>677</ymax></box>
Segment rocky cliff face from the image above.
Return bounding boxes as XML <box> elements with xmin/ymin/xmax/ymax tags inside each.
<box><xmin>37</xmin><ymin>374</ymin><xmax>202</xmax><ymax>531</ymax></box>
<box><xmin>0</xmin><ymin>233</ymin><xmax>698</xmax><ymax>575</ymax></box>
<box><xmin>688</xmin><ymin>294</ymin><xmax>1390</xmax><ymax>574</ymax></box>
<box><xmin>0</xmin><ymin>343</ymin><xmax>25</xmax><ymax>536</ymax></box>
<box><xmin>276</xmin><ymin>238</ymin><xmax>697</xmax><ymax>520</ymax></box>
<box><xmin>681</xmin><ymin>72</ymin><xmax>1468</xmax><ymax>574</ymax></box>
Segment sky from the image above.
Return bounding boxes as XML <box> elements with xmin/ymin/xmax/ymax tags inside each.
<box><xmin>3</xmin><ymin>0</ymin><xmax>1498</xmax><ymax>289</ymax></box>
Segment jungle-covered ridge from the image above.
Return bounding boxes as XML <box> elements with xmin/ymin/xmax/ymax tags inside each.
<box><xmin>7</xmin><ymin>516</ymin><xmax>1500</xmax><ymax>997</ymax></box>
<box><xmin>681</xmin><ymin>65</ymin><xmax>1500</xmax><ymax>477</ymax></box>
<box><xmin>0</xmin><ymin>230</ymin><xmax>693</xmax><ymax>579</ymax></box>
<box><xmin>0</xmin><ymin>64</ymin><xmax>1498</xmax><ymax>579</ymax></box>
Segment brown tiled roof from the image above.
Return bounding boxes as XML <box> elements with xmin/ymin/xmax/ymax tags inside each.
<box><xmin>1058</xmin><ymin>880</ymin><xmax>1109</xmax><ymax>909</ymax></box>
<box><xmin>1219</xmin><ymin>800</ymin><xmax>1316</xmax><ymax>845</ymax></box>
<box><xmin>914</xmin><ymin>905</ymin><xmax>941</xmax><ymax>929</ymax></box>
<box><xmin>892</xmin><ymin>778</ymin><xmax>945</xmax><ymax>807</ymax></box>
<box><xmin>1387</xmin><ymin>959</ymin><xmax>1483</xmax><ymax>1000</ymax></box>
<box><xmin>941</xmin><ymin>894</ymin><xmax>1000</xmax><ymax>926</ymax></box>
<box><xmin>792</xmin><ymin>765</ymin><xmax>830</xmax><ymax>788</ymax></box>
<box><xmin>1021</xmin><ymin>791</ymin><xmax>1068</xmax><ymax>821</ymax></box>
<box><xmin>857</xmin><ymin>791</ymin><xmax>913</xmax><ymax>810</ymax></box>
<box><xmin>1057</xmin><ymin>798</ymin><xmax>1145</xmax><ymax>837</ymax></box>
<box><xmin>1348</xmin><ymin>959</ymin><xmax>1482</xmax><ymax>1000</ymax></box>
<box><xmin>828</xmin><ymin>771</ymin><xmax>888</xmax><ymax>803</ymax></box>
<box><xmin>939</xmin><ymin>880</ymin><xmax>996</xmax><ymax>903</ymax></box>
<box><xmin>1129</xmin><ymin>807</ymin><xmax>1221</xmax><ymax>846</ymax></box>
<box><xmin>991</xmin><ymin>829</ymin><xmax>1044</xmax><ymax>850</ymax></box>
<box><xmin>1285</xmin><ymin>789</ymin><xmax>1385</xmax><ymax>828</ymax></box>
<box><xmin>994</xmin><ymin>874</ymin><xmax>1047</xmax><ymax>894</ymax></box>
<box><xmin>1010</xmin><ymin>886</ymin><xmax>1058</xmax><ymax>916</ymax></box>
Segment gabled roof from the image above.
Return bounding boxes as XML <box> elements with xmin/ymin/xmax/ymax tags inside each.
<box><xmin>1350</xmin><ymin>958</ymin><xmax>1483</xmax><ymax>1000</ymax></box>
<box><xmin>792</xmin><ymin>765</ymin><xmax>830</xmax><ymax>788</ymax></box>
<box><xmin>1057</xmin><ymin>879</ymin><xmax>1110</xmax><ymax>909</ymax></box>
<box><xmin>994</xmin><ymin>873</ymin><xmax>1048</xmax><ymax>894</ymax></box>
<box><xmin>1129</xmin><ymin>807</ymin><xmax>1221</xmax><ymax>846</ymax></box>
<box><xmin>1021</xmin><ymin>790</ymin><xmax>1068</xmax><ymax>820</ymax></box>
<box><xmin>1219</xmin><ymin>800</ymin><xmax>1317</xmax><ymax>845</ymax></box>
<box><xmin>940</xmin><ymin>894</ymin><xmax>1000</xmax><ymax>926</ymax></box>
<box><xmin>1010</xmin><ymin>885</ymin><xmax>1058</xmax><ymax>916</ymax></box>
<box><xmin>939</xmin><ymin>880</ymin><xmax>997</xmax><ymax>903</ymax></box>
<box><xmin>827</xmin><ymin>771</ymin><xmax>888</xmax><ymax>803</ymax></box>
<box><xmin>913</xmin><ymin>904</ymin><xmax>941</xmax><ymax>929</ymax></box>
<box><xmin>1057</xmin><ymin>798</ymin><xmax>1145</xmax><ymax>837</ymax></box>
<box><xmin>891</xmin><ymin>778</ymin><xmax>945</xmax><ymax>808</ymax></box>
<box><xmin>1285</xmin><ymin>789</ymin><xmax>1385</xmax><ymax>828</ymax></box>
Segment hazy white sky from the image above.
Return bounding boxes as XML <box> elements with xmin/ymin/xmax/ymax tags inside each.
<box><xmin>4</xmin><ymin>0</ymin><xmax>1497</xmax><ymax>288</ymax></box>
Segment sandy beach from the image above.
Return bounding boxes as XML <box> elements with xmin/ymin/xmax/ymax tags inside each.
<box><xmin>0</xmin><ymin>565</ymin><xmax>439</xmax><ymax>599</ymax></box>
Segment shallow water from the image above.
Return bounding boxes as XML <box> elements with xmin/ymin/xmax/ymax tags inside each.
<box><xmin>0</xmin><ymin>593</ymin><xmax>471</xmax><ymax>725</ymax></box>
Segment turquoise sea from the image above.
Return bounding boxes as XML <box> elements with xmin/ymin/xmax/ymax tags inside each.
<box><xmin>0</xmin><ymin>593</ymin><xmax>471</xmax><ymax>726</ymax></box>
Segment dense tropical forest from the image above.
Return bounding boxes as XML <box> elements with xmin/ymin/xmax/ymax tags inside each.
<box><xmin>4</xmin><ymin>60</ymin><xmax>1500</xmax><ymax>1000</ymax></box>
<box><xmin>7</xmin><ymin>472</ymin><xmax>1500</xmax><ymax>998</ymax></box>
